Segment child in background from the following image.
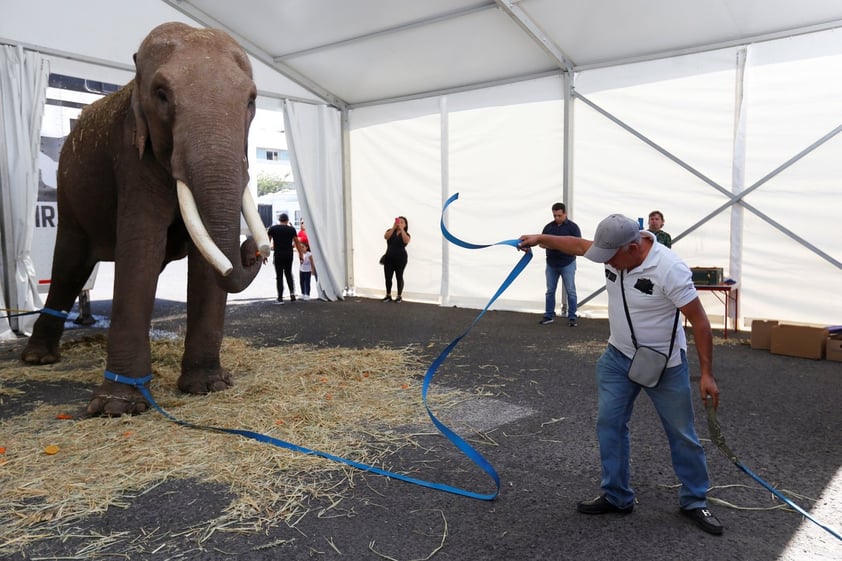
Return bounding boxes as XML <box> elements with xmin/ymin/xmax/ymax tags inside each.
<box><xmin>299</xmin><ymin>243</ymin><xmax>316</xmax><ymax>300</ymax></box>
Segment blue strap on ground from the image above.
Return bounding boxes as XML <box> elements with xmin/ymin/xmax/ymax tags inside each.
<box><xmin>705</xmin><ymin>398</ymin><xmax>842</xmax><ymax>541</ymax></box>
<box><xmin>103</xmin><ymin>192</ymin><xmax>531</xmax><ymax>501</ymax></box>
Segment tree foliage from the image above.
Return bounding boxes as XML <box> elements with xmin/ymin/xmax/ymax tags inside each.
<box><xmin>257</xmin><ymin>170</ymin><xmax>294</xmax><ymax>196</ymax></box>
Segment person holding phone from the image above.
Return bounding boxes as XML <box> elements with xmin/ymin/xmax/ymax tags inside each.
<box><xmin>381</xmin><ymin>216</ymin><xmax>410</xmax><ymax>302</ymax></box>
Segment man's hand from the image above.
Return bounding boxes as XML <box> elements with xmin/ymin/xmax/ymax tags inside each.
<box><xmin>518</xmin><ymin>234</ymin><xmax>541</xmax><ymax>251</ymax></box>
<box><xmin>700</xmin><ymin>377</ymin><xmax>720</xmax><ymax>409</ymax></box>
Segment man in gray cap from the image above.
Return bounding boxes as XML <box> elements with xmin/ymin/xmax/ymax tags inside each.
<box><xmin>519</xmin><ymin>214</ymin><xmax>722</xmax><ymax>535</ymax></box>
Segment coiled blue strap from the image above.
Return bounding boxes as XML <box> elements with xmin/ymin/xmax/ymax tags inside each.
<box><xmin>102</xmin><ymin>192</ymin><xmax>532</xmax><ymax>501</ymax></box>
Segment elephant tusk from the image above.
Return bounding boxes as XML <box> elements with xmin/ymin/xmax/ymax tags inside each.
<box><xmin>176</xmin><ymin>180</ymin><xmax>234</xmax><ymax>277</ymax></box>
<box><xmin>241</xmin><ymin>188</ymin><xmax>271</xmax><ymax>259</ymax></box>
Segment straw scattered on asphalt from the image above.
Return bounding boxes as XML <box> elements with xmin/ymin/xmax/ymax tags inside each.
<box><xmin>0</xmin><ymin>335</ymin><xmax>469</xmax><ymax>555</ymax></box>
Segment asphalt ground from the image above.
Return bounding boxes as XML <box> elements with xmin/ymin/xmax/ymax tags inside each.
<box><xmin>2</xmin><ymin>293</ymin><xmax>841</xmax><ymax>561</ymax></box>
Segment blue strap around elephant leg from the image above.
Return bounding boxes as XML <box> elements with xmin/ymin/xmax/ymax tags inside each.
<box><xmin>0</xmin><ymin>307</ymin><xmax>68</xmax><ymax>320</ymax></box>
<box><xmin>40</xmin><ymin>307</ymin><xmax>69</xmax><ymax>319</ymax></box>
<box><xmin>104</xmin><ymin>370</ymin><xmax>153</xmax><ymax>387</ymax></box>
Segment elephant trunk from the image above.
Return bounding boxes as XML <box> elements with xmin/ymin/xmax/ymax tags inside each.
<box><xmin>176</xmin><ymin>180</ymin><xmax>269</xmax><ymax>293</ymax></box>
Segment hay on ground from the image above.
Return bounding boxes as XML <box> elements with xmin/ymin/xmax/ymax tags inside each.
<box><xmin>0</xmin><ymin>336</ymin><xmax>469</xmax><ymax>555</ymax></box>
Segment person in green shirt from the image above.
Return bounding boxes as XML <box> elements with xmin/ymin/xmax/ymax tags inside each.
<box><xmin>648</xmin><ymin>210</ymin><xmax>672</xmax><ymax>248</ymax></box>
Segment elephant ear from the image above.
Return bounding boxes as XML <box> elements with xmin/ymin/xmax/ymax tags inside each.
<box><xmin>130</xmin><ymin>79</ymin><xmax>149</xmax><ymax>159</ymax></box>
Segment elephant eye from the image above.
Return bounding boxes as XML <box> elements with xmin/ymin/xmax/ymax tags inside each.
<box><xmin>155</xmin><ymin>87</ymin><xmax>169</xmax><ymax>104</ymax></box>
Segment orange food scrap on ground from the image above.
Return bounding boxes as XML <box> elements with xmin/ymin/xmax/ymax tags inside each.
<box><xmin>275</xmin><ymin>419</ymin><xmax>285</xmax><ymax>425</ymax></box>
<box><xmin>0</xmin><ymin>447</ymin><xmax>6</xmax><ymax>454</ymax></box>
<box><xmin>122</xmin><ymin>431</ymin><xmax>133</xmax><ymax>438</ymax></box>
<box><xmin>401</xmin><ymin>383</ymin><xmax>409</xmax><ymax>390</ymax></box>
<box><xmin>44</xmin><ymin>445</ymin><xmax>60</xmax><ymax>455</ymax></box>
<box><xmin>363</xmin><ymin>372</ymin><xmax>370</xmax><ymax>378</ymax></box>
<box><xmin>55</xmin><ymin>413</ymin><xmax>73</xmax><ymax>420</ymax></box>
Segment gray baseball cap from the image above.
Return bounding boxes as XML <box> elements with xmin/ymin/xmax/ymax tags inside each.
<box><xmin>583</xmin><ymin>214</ymin><xmax>641</xmax><ymax>263</ymax></box>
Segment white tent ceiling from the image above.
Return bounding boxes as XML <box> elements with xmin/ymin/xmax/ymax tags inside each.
<box><xmin>5</xmin><ymin>0</ymin><xmax>842</xmax><ymax>107</ymax></box>
<box><xmin>159</xmin><ymin>0</ymin><xmax>842</xmax><ymax>107</ymax></box>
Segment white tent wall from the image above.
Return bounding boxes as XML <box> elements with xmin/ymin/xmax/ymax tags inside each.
<box><xmin>444</xmin><ymin>94</ymin><xmax>565</xmax><ymax>311</ymax></box>
<box><xmin>0</xmin><ymin>46</ymin><xmax>49</xmax><ymax>338</ymax></box>
<box><xmin>571</xmin><ymin>49</ymin><xmax>738</xmax><ymax>321</ymax></box>
<box><xmin>350</xmin><ymin>107</ymin><xmax>443</xmax><ymax>302</ymax></box>
<box><xmin>348</xmin><ymin>29</ymin><xmax>842</xmax><ymax>327</ymax></box>
<box><xmin>283</xmin><ymin>100</ymin><xmax>345</xmax><ymax>301</ymax></box>
<box><xmin>350</xmin><ymin>76</ymin><xmax>565</xmax><ymax>310</ymax></box>
<box><xmin>738</xmin><ymin>32</ymin><xmax>842</xmax><ymax>326</ymax></box>
<box><xmin>570</xmin><ymin>32</ymin><xmax>842</xmax><ymax>327</ymax></box>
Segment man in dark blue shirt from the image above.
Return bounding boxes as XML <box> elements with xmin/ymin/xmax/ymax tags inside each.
<box><xmin>540</xmin><ymin>202</ymin><xmax>581</xmax><ymax>326</ymax></box>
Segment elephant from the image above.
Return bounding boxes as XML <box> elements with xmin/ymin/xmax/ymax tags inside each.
<box><xmin>21</xmin><ymin>22</ymin><xmax>270</xmax><ymax>416</ymax></box>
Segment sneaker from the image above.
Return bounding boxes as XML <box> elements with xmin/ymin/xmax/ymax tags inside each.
<box><xmin>539</xmin><ymin>317</ymin><xmax>554</xmax><ymax>325</ymax></box>
<box><xmin>290</xmin><ymin>295</ymin><xmax>296</xmax><ymax>302</ymax></box>
<box><xmin>395</xmin><ymin>296</ymin><xmax>403</xmax><ymax>303</ymax></box>
<box><xmin>576</xmin><ymin>494</ymin><xmax>634</xmax><ymax>515</ymax></box>
<box><xmin>568</xmin><ymin>319</ymin><xmax>578</xmax><ymax>327</ymax></box>
<box><xmin>274</xmin><ymin>299</ymin><xmax>284</xmax><ymax>305</ymax></box>
<box><xmin>680</xmin><ymin>507</ymin><xmax>723</xmax><ymax>535</ymax></box>
<box><xmin>381</xmin><ymin>295</ymin><xmax>392</xmax><ymax>302</ymax></box>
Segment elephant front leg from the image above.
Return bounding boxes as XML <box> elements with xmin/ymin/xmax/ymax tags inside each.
<box><xmin>178</xmin><ymin>246</ymin><xmax>233</xmax><ymax>394</ymax></box>
<box><xmin>87</xmin><ymin>213</ymin><xmax>169</xmax><ymax>416</ymax></box>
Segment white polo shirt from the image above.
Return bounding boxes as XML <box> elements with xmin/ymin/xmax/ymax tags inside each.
<box><xmin>604</xmin><ymin>231</ymin><xmax>697</xmax><ymax>367</ymax></box>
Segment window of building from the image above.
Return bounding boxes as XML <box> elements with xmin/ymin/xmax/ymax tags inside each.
<box><xmin>257</xmin><ymin>148</ymin><xmax>289</xmax><ymax>162</ymax></box>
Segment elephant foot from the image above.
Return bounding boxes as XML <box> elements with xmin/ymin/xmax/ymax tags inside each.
<box><xmin>21</xmin><ymin>338</ymin><xmax>61</xmax><ymax>365</ymax></box>
<box><xmin>177</xmin><ymin>367</ymin><xmax>233</xmax><ymax>394</ymax></box>
<box><xmin>86</xmin><ymin>380</ymin><xmax>149</xmax><ymax>417</ymax></box>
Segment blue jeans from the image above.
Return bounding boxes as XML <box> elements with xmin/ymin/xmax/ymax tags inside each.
<box><xmin>545</xmin><ymin>262</ymin><xmax>577</xmax><ymax>320</ymax></box>
<box><xmin>595</xmin><ymin>345</ymin><xmax>710</xmax><ymax>510</ymax></box>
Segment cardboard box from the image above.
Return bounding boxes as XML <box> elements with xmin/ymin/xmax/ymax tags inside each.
<box><xmin>826</xmin><ymin>337</ymin><xmax>842</xmax><ymax>362</ymax></box>
<box><xmin>750</xmin><ymin>320</ymin><xmax>779</xmax><ymax>350</ymax></box>
<box><xmin>770</xmin><ymin>324</ymin><xmax>828</xmax><ymax>360</ymax></box>
<box><xmin>691</xmin><ymin>267</ymin><xmax>724</xmax><ymax>285</ymax></box>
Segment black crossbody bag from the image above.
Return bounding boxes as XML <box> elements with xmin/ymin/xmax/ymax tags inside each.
<box><xmin>620</xmin><ymin>270</ymin><xmax>680</xmax><ymax>388</ymax></box>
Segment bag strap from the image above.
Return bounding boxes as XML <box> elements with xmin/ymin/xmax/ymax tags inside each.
<box><xmin>619</xmin><ymin>270</ymin><xmax>680</xmax><ymax>355</ymax></box>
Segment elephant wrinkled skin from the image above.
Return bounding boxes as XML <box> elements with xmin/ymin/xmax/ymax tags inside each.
<box><xmin>21</xmin><ymin>22</ymin><xmax>267</xmax><ymax>416</ymax></box>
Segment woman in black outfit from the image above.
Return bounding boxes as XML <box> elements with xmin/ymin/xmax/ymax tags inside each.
<box><xmin>381</xmin><ymin>216</ymin><xmax>410</xmax><ymax>302</ymax></box>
